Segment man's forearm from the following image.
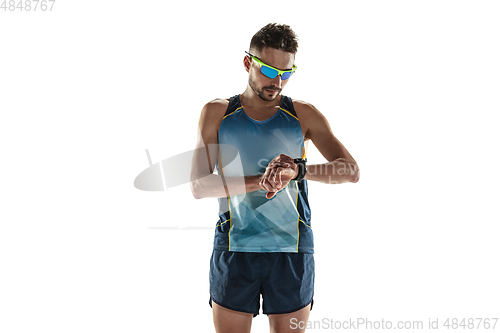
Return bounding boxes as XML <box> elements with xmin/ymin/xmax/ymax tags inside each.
<box><xmin>191</xmin><ymin>174</ymin><xmax>262</xmax><ymax>199</ymax></box>
<box><xmin>304</xmin><ymin>158</ymin><xmax>360</xmax><ymax>184</ymax></box>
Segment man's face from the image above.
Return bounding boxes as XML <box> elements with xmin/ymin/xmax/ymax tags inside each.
<box><xmin>246</xmin><ymin>47</ymin><xmax>295</xmax><ymax>102</ymax></box>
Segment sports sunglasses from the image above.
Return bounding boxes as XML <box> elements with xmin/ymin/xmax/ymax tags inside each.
<box><xmin>245</xmin><ymin>51</ymin><xmax>297</xmax><ymax>80</ymax></box>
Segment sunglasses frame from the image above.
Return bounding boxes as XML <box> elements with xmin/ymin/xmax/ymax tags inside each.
<box><xmin>245</xmin><ymin>51</ymin><xmax>297</xmax><ymax>80</ymax></box>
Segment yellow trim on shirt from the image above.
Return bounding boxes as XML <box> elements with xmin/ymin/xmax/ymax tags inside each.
<box><xmin>279</xmin><ymin>107</ymin><xmax>299</xmax><ymax>121</ymax></box>
<box><xmin>295</xmin><ymin>184</ymin><xmax>300</xmax><ymax>253</ymax></box>
<box><xmin>228</xmin><ymin>197</ymin><xmax>232</xmax><ymax>251</ymax></box>
<box><xmin>299</xmin><ymin>219</ymin><xmax>312</xmax><ymax>229</ymax></box>
<box><xmin>222</xmin><ymin>106</ymin><xmax>242</xmax><ymax>120</ymax></box>
<box><xmin>215</xmin><ymin>219</ymin><xmax>230</xmax><ymax>228</ymax></box>
<box><xmin>217</xmin><ymin>140</ymin><xmax>232</xmax><ymax>251</ymax></box>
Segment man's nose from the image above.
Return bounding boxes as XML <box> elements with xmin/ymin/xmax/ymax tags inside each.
<box><xmin>271</xmin><ymin>74</ymin><xmax>282</xmax><ymax>87</ymax></box>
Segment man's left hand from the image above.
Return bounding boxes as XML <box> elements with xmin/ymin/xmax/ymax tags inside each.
<box><xmin>259</xmin><ymin>154</ymin><xmax>299</xmax><ymax>199</ymax></box>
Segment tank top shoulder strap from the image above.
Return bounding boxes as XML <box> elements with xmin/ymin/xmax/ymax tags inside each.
<box><xmin>280</xmin><ymin>95</ymin><xmax>298</xmax><ymax>119</ymax></box>
<box><xmin>223</xmin><ymin>95</ymin><xmax>241</xmax><ymax>118</ymax></box>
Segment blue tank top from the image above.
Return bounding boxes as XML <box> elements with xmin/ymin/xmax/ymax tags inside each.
<box><xmin>214</xmin><ymin>94</ymin><xmax>314</xmax><ymax>253</ymax></box>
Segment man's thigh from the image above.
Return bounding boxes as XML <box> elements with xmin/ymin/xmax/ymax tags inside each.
<box><xmin>212</xmin><ymin>300</ymin><xmax>253</xmax><ymax>333</ymax></box>
<box><xmin>268</xmin><ymin>303</ymin><xmax>311</xmax><ymax>333</ymax></box>
<box><xmin>261</xmin><ymin>252</ymin><xmax>314</xmax><ymax>315</ymax></box>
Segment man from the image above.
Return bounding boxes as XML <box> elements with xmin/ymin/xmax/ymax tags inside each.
<box><xmin>190</xmin><ymin>23</ymin><xmax>359</xmax><ymax>333</ymax></box>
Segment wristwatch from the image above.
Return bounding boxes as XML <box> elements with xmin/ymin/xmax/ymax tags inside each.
<box><xmin>292</xmin><ymin>158</ymin><xmax>307</xmax><ymax>182</ymax></box>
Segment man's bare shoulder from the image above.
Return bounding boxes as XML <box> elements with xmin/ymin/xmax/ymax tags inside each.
<box><xmin>291</xmin><ymin>99</ymin><xmax>325</xmax><ymax>120</ymax></box>
<box><xmin>291</xmin><ymin>99</ymin><xmax>329</xmax><ymax>141</ymax></box>
<box><xmin>199</xmin><ymin>98</ymin><xmax>231</xmax><ymax>131</ymax></box>
<box><xmin>204</xmin><ymin>98</ymin><xmax>230</xmax><ymax>112</ymax></box>
<box><xmin>200</xmin><ymin>98</ymin><xmax>230</xmax><ymax>118</ymax></box>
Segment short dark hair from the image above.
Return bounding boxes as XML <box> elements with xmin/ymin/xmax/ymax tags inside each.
<box><xmin>249</xmin><ymin>23</ymin><xmax>299</xmax><ymax>56</ymax></box>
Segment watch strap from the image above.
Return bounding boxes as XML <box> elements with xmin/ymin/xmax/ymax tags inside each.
<box><xmin>292</xmin><ymin>158</ymin><xmax>307</xmax><ymax>182</ymax></box>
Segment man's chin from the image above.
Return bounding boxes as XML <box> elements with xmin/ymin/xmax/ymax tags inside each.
<box><xmin>258</xmin><ymin>90</ymin><xmax>280</xmax><ymax>101</ymax></box>
<box><xmin>258</xmin><ymin>94</ymin><xmax>277</xmax><ymax>102</ymax></box>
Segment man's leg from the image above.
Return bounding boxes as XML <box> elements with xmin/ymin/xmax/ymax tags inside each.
<box><xmin>262</xmin><ymin>252</ymin><xmax>314</xmax><ymax>333</ymax></box>
<box><xmin>212</xmin><ymin>300</ymin><xmax>253</xmax><ymax>333</ymax></box>
<box><xmin>268</xmin><ymin>303</ymin><xmax>311</xmax><ymax>333</ymax></box>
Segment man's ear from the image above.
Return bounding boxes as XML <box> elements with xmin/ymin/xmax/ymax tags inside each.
<box><xmin>243</xmin><ymin>56</ymin><xmax>251</xmax><ymax>73</ymax></box>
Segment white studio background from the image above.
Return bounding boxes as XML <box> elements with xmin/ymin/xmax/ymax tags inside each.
<box><xmin>1</xmin><ymin>1</ymin><xmax>499</xmax><ymax>332</ymax></box>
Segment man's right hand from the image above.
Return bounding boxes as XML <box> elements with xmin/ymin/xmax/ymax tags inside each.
<box><xmin>259</xmin><ymin>154</ymin><xmax>299</xmax><ymax>199</ymax></box>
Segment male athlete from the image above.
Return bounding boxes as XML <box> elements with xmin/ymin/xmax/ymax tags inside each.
<box><xmin>190</xmin><ymin>23</ymin><xmax>359</xmax><ymax>333</ymax></box>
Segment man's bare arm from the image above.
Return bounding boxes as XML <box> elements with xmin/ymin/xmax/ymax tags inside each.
<box><xmin>296</xmin><ymin>101</ymin><xmax>360</xmax><ymax>184</ymax></box>
<box><xmin>190</xmin><ymin>100</ymin><xmax>263</xmax><ymax>199</ymax></box>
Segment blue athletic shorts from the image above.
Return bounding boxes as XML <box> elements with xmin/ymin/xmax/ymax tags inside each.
<box><xmin>209</xmin><ymin>249</ymin><xmax>314</xmax><ymax>317</ymax></box>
